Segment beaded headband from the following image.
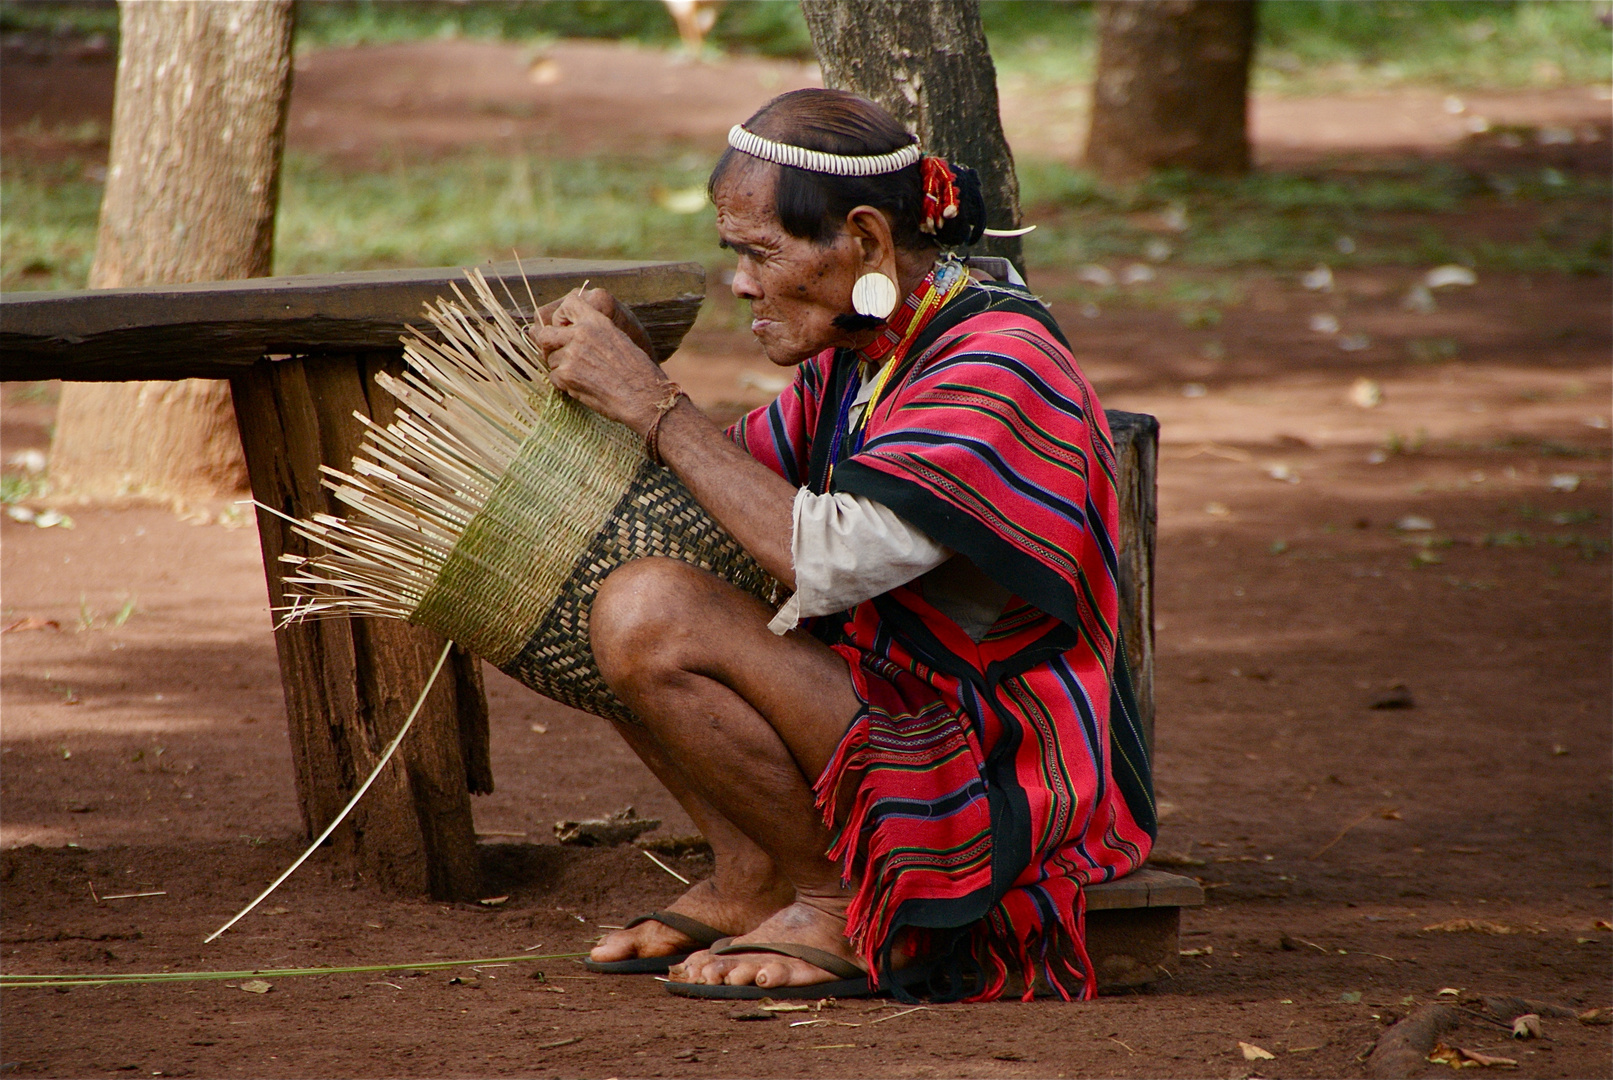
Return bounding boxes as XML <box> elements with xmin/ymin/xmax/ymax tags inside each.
<box><xmin>727</xmin><ymin>124</ymin><xmax>923</xmax><ymax>176</ymax></box>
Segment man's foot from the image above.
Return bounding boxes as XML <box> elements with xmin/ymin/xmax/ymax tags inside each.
<box><xmin>668</xmin><ymin>895</ymin><xmax>859</xmax><ymax>989</ymax></box>
<box><xmin>589</xmin><ymin>875</ymin><xmax>791</xmax><ymax>965</ymax></box>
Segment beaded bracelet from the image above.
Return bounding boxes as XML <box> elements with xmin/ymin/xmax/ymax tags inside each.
<box><xmin>644</xmin><ymin>383</ymin><xmax>688</xmax><ymax>466</ymax></box>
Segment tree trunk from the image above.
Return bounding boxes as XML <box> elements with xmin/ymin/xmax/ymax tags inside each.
<box><xmin>800</xmin><ymin>0</ymin><xmax>1025</xmax><ymax>273</ymax></box>
<box><xmin>1085</xmin><ymin>0</ymin><xmax>1256</xmax><ymax>183</ymax></box>
<box><xmin>48</xmin><ymin>0</ymin><xmax>295</xmax><ymax>507</ymax></box>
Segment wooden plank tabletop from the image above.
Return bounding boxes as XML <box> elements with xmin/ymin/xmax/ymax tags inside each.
<box><xmin>0</xmin><ymin>258</ymin><xmax>705</xmax><ymax>383</ymax></box>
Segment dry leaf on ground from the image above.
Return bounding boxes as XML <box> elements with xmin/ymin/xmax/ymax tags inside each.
<box><xmin>1423</xmin><ymin>919</ymin><xmax>1515</xmax><ymax>934</ymax></box>
<box><xmin>553</xmin><ymin>806</ymin><xmax>660</xmax><ymax>846</ymax></box>
<box><xmin>1</xmin><ymin>617</ymin><xmax>61</xmax><ymax>634</ymax></box>
<box><xmin>238</xmin><ymin>979</ymin><xmax>272</xmax><ymax>994</ymax></box>
<box><xmin>1239</xmin><ymin>1041</ymin><xmax>1276</xmax><ymax>1061</ymax></box>
<box><xmin>1428</xmin><ymin>1042</ymin><xmax>1518</xmax><ymax>1068</ymax></box>
<box><xmin>1510</xmin><ymin>1014</ymin><xmax>1541</xmax><ymax>1039</ymax></box>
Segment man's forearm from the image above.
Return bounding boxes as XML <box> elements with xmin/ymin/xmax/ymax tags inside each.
<box><xmin>653</xmin><ymin>401</ymin><xmax>798</xmax><ymax>589</ymax></box>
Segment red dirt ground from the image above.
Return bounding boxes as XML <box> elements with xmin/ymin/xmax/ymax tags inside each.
<box><xmin>2</xmin><ymin>36</ymin><xmax>1610</xmax><ymax>1080</ymax></box>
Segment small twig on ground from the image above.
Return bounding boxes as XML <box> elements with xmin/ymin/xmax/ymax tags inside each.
<box><xmin>1455</xmin><ymin>1005</ymin><xmax>1519</xmax><ymax>1031</ymax></box>
<box><xmin>1108</xmin><ymin>1036</ymin><xmax>1140</xmax><ymax>1055</ymax></box>
<box><xmin>99</xmin><ymin>891</ymin><xmax>166</xmax><ymax>901</ymax></box>
<box><xmin>535</xmin><ymin>1036</ymin><xmax>581</xmax><ymax>1051</ymax></box>
<box><xmin>642</xmin><ymin>848</ymin><xmax>690</xmax><ymax>885</ymax></box>
<box><xmin>868</xmin><ymin>1005</ymin><xmax>929</xmax><ymax>1025</ymax></box>
<box><xmin>88</xmin><ymin>881</ymin><xmax>99</xmax><ymax>904</ymax></box>
<box><xmin>1310</xmin><ymin>808</ymin><xmax>1376</xmax><ymax>859</ymax></box>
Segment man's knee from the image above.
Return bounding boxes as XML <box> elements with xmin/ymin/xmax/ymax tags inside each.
<box><xmin>590</xmin><ymin>557</ymin><xmax>710</xmax><ymax>684</ymax></box>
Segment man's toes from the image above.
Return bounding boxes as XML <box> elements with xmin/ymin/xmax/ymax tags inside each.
<box><xmin>690</xmin><ymin>956</ymin><xmax>736</xmax><ymax>985</ymax></box>
<box><xmin>721</xmin><ymin>958</ymin><xmax>766</xmax><ymax>986</ymax></box>
<box><xmin>750</xmin><ymin>959</ymin><xmax>798</xmax><ymax>988</ymax></box>
<box><xmin>590</xmin><ymin>933</ymin><xmax>639</xmax><ymax>962</ymax></box>
<box><xmin>589</xmin><ymin>942</ymin><xmax>622</xmax><ymax>962</ymax></box>
<box><xmin>674</xmin><ymin>954</ymin><xmax>712</xmax><ymax>980</ymax></box>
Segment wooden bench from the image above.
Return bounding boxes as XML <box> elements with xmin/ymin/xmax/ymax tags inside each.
<box><xmin>1</xmin><ymin>259</ymin><xmax>1199</xmax><ymax>988</ymax></box>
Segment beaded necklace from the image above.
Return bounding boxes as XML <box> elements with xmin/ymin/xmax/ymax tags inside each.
<box><xmin>823</xmin><ymin>258</ymin><xmax>970</xmax><ymax>487</ymax></box>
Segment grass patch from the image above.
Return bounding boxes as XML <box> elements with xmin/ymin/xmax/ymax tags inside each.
<box><xmin>984</xmin><ymin>0</ymin><xmax>1610</xmax><ymax>94</ymax></box>
<box><xmin>1251</xmin><ymin>0</ymin><xmax>1613</xmax><ymax>93</ymax></box>
<box><xmin>0</xmin><ymin>473</ymin><xmax>44</xmax><ymax>505</ymax></box>
<box><xmin>292</xmin><ymin>0</ymin><xmax>814</xmax><ymax>57</ymax></box>
<box><xmin>8</xmin><ymin>144</ymin><xmax>1608</xmax><ymax>293</ymax></box>
<box><xmin>0</xmin><ymin>158</ymin><xmax>102</xmax><ymax>292</ymax></box>
<box><xmin>1018</xmin><ymin>159</ymin><xmax>1612</xmax><ymax>274</ymax></box>
<box><xmin>274</xmin><ymin>150</ymin><xmax>720</xmax><ymax>276</ymax></box>
<box><xmin>2</xmin><ymin>149</ymin><xmax>727</xmax><ymax>290</ymax></box>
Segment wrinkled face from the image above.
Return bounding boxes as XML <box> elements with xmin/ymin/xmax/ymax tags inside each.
<box><xmin>713</xmin><ymin>164</ymin><xmax>871</xmax><ymax>366</ymax></box>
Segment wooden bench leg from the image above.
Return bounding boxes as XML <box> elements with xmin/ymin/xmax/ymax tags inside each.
<box><xmin>232</xmin><ymin>352</ymin><xmax>491</xmax><ymax>901</ymax></box>
<box><xmin>1085</xmin><ymin>868</ymin><xmax>1202</xmax><ymax>993</ymax></box>
<box><xmin>1107</xmin><ymin>409</ymin><xmax>1159</xmax><ymax>757</ymax></box>
<box><xmin>1089</xmin><ymin>906</ymin><xmax>1181</xmax><ymax>993</ymax></box>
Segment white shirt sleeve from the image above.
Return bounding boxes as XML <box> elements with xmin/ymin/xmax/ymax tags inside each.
<box><xmin>767</xmin><ymin>488</ymin><xmax>952</xmax><ymax>636</ymax></box>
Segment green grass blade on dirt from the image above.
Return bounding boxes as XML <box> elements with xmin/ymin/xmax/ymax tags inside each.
<box><xmin>0</xmin><ymin>952</ymin><xmax>588</xmax><ymax>989</ymax></box>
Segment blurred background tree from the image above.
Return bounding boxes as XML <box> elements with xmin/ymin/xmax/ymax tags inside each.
<box><xmin>801</xmin><ymin>0</ymin><xmax>1025</xmax><ymax>271</ymax></box>
<box><xmin>46</xmin><ymin>0</ymin><xmax>295</xmax><ymax>507</ymax></box>
<box><xmin>1085</xmin><ymin>0</ymin><xmax>1258</xmax><ymax>183</ymax></box>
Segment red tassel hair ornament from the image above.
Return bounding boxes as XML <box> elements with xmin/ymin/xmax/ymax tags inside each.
<box><xmin>919</xmin><ymin>156</ymin><xmax>960</xmax><ymax>236</ymax></box>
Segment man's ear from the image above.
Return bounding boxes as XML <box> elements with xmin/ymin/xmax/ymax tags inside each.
<box><xmin>845</xmin><ymin>206</ymin><xmax>897</xmax><ymax>273</ymax></box>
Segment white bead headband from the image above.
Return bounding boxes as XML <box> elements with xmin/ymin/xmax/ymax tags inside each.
<box><xmin>727</xmin><ymin>124</ymin><xmax>923</xmax><ymax>176</ymax></box>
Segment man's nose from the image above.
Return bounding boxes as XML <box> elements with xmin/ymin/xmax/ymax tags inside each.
<box><xmin>730</xmin><ymin>265</ymin><xmax>762</xmax><ymax>300</ymax></box>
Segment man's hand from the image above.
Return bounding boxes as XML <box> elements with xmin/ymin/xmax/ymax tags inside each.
<box><xmin>530</xmin><ymin>291</ymin><xmax>671</xmax><ymax>434</ymax></box>
<box><xmin>531</xmin><ymin>286</ymin><xmax>660</xmax><ymax>364</ymax></box>
<box><xmin>529</xmin><ymin>289</ymin><xmax>797</xmax><ymax>586</ymax></box>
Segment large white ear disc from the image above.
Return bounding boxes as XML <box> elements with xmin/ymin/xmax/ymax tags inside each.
<box><xmin>851</xmin><ymin>272</ymin><xmax>899</xmax><ymax>320</ymax></box>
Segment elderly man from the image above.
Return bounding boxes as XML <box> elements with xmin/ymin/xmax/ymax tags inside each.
<box><xmin>532</xmin><ymin>88</ymin><xmax>1155</xmax><ymax>1002</ymax></box>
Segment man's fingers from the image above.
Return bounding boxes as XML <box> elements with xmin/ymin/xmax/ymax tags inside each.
<box><xmin>533</xmin><ymin>296</ymin><xmax>565</xmax><ymax>324</ymax></box>
<box><xmin>581</xmin><ymin>286</ymin><xmax>617</xmax><ymax>315</ymax></box>
<box><xmin>556</xmin><ymin>292</ymin><xmax>614</xmax><ymax>328</ymax></box>
<box><xmin>529</xmin><ymin>323</ymin><xmax>573</xmax><ymax>354</ymax></box>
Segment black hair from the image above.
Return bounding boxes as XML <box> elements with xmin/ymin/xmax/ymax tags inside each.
<box><xmin>708</xmin><ymin>88</ymin><xmax>986</xmax><ymax>251</ymax></box>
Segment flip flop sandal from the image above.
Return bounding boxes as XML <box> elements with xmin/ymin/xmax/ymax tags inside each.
<box><xmin>582</xmin><ymin>910</ymin><xmax>728</xmax><ymax>975</ymax></box>
<box><xmin>662</xmin><ymin>941</ymin><xmax>878</xmax><ymax>1000</ymax></box>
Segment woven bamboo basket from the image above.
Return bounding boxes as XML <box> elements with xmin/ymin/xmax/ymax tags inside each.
<box><xmin>277</xmin><ymin>270</ymin><xmax>780</xmax><ymax>724</ymax></box>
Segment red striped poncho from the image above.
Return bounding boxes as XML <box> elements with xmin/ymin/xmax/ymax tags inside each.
<box><xmin>730</xmin><ymin>277</ymin><xmax>1156</xmax><ymax>1001</ymax></box>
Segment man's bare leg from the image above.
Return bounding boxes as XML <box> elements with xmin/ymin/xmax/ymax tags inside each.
<box><xmin>587</xmin><ymin>719</ymin><xmax>792</xmax><ymax>963</ymax></box>
<box><xmin>588</xmin><ymin>557</ymin><xmax>868</xmax><ymax>988</ymax></box>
